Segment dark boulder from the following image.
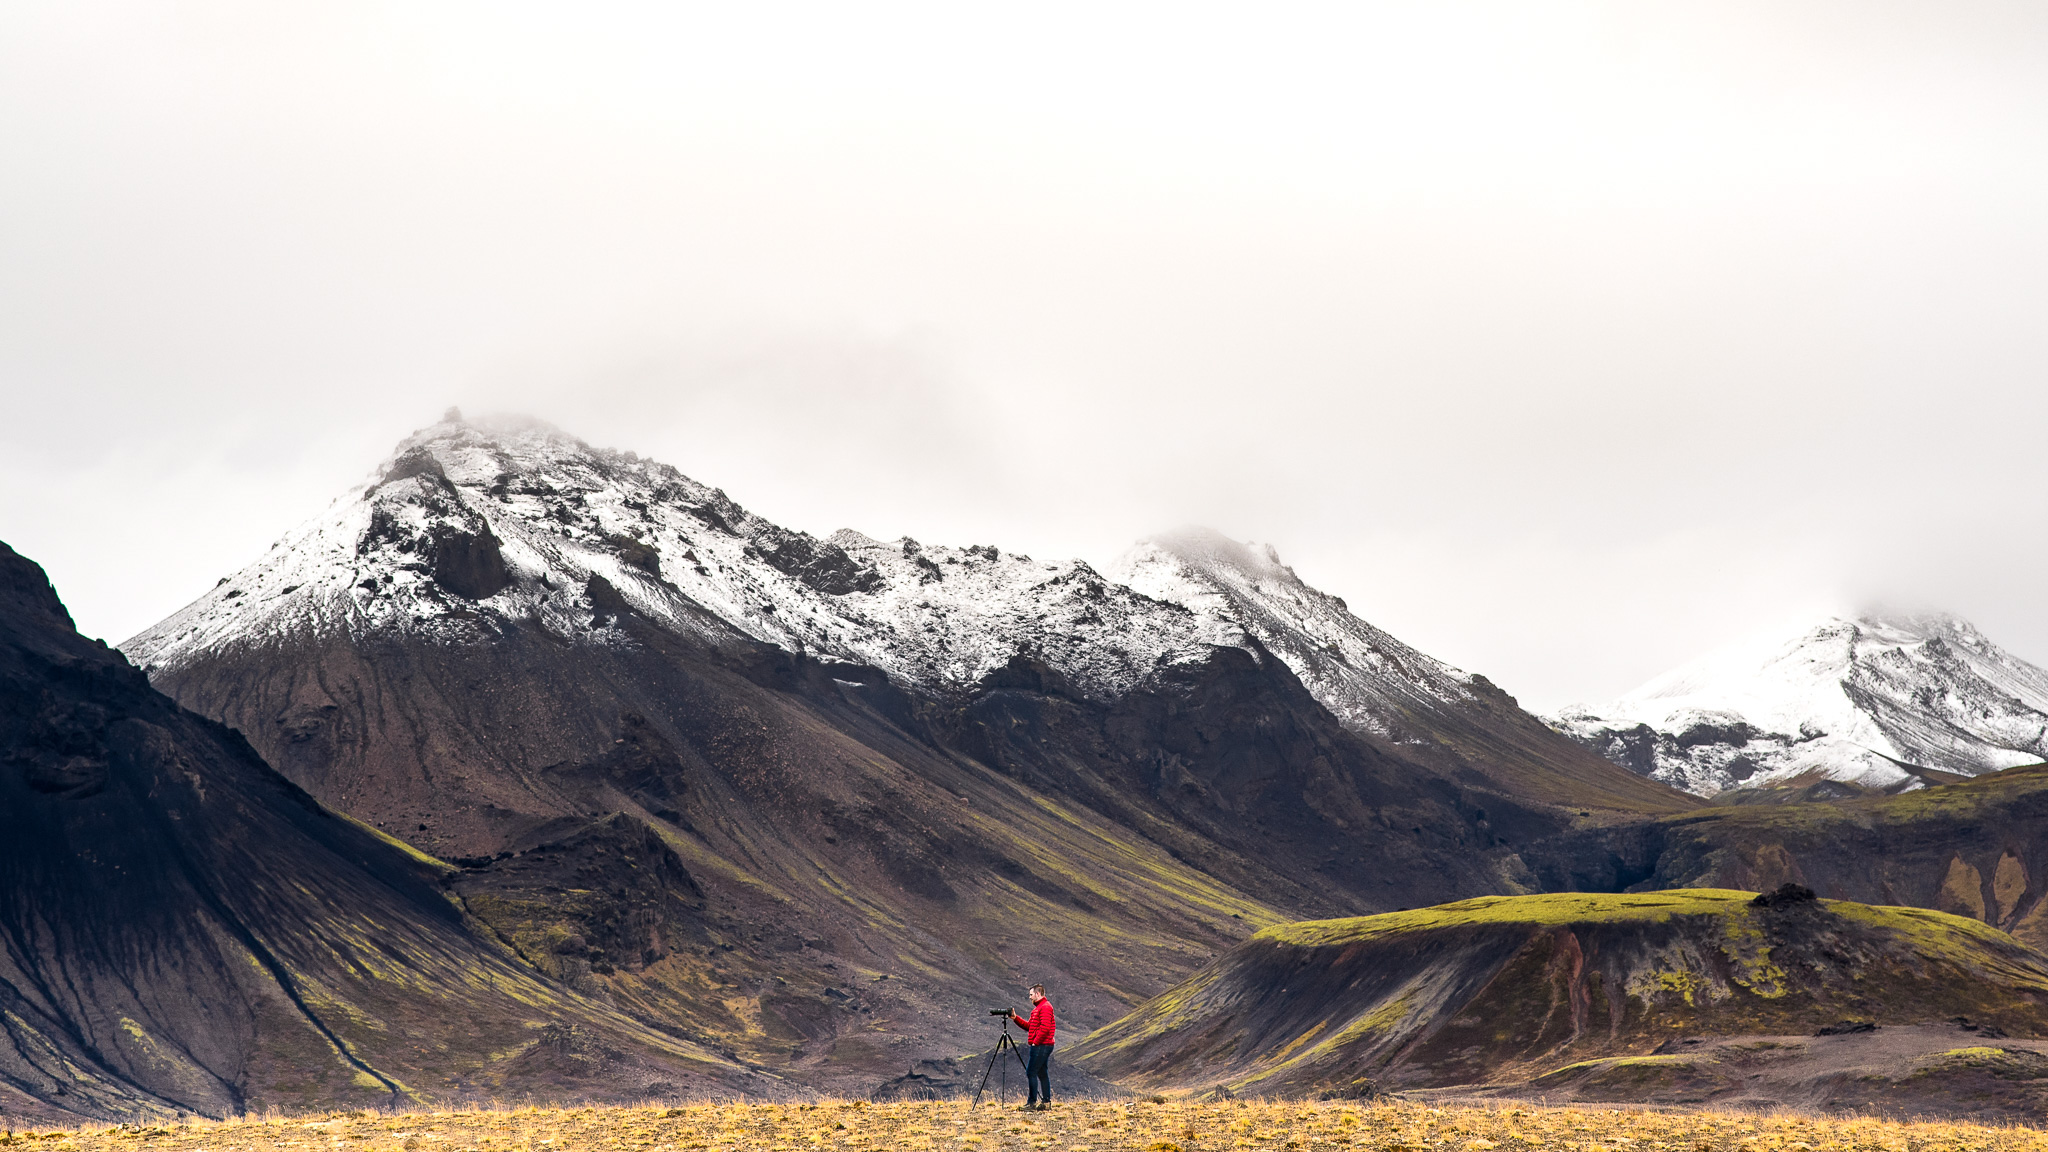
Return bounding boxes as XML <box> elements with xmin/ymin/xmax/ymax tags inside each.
<box><xmin>1752</xmin><ymin>882</ymin><xmax>1818</xmax><ymax>908</ymax></box>
<box><xmin>430</xmin><ymin>524</ymin><xmax>512</xmax><ymax>600</ymax></box>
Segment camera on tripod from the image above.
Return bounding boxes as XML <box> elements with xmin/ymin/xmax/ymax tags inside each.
<box><xmin>973</xmin><ymin>1005</ymin><xmax>1030</xmax><ymax>1107</ymax></box>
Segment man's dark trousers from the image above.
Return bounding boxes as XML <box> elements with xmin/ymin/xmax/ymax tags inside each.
<box><xmin>1026</xmin><ymin>1043</ymin><xmax>1053</xmax><ymax>1106</ymax></box>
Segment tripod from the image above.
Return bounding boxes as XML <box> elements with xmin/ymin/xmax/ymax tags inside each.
<box><xmin>971</xmin><ymin>1014</ymin><xmax>1030</xmax><ymax>1107</ymax></box>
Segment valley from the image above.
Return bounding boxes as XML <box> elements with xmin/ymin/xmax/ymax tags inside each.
<box><xmin>99</xmin><ymin>415</ymin><xmax>1692</xmax><ymax>1100</ymax></box>
<box><xmin>12</xmin><ymin>411</ymin><xmax>2048</xmax><ymax>1123</ymax></box>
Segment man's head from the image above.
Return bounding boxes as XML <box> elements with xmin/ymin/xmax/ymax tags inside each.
<box><xmin>1028</xmin><ymin>984</ymin><xmax>1046</xmax><ymax>1003</ymax></box>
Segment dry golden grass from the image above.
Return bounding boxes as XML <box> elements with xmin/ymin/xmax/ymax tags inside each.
<box><xmin>7</xmin><ymin>1099</ymin><xmax>2046</xmax><ymax>1152</ymax></box>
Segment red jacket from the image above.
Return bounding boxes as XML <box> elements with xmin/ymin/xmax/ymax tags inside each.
<box><xmin>1013</xmin><ymin>999</ymin><xmax>1055</xmax><ymax>1045</ymax></box>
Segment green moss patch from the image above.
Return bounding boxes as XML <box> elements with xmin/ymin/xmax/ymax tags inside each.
<box><xmin>1263</xmin><ymin>890</ymin><xmax>1760</xmax><ymax>947</ymax></box>
<box><xmin>1915</xmin><ymin>1046</ymin><xmax>2048</xmax><ymax>1080</ymax></box>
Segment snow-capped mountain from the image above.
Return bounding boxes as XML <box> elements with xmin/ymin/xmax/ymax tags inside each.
<box><xmin>1549</xmin><ymin>614</ymin><xmax>2048</xmax><ymax>796</ymax></box>
<box><xmin>127</xmin><ymin>413</ymin><xmax>1489</xmax><ymax>740</ymax></box>
<box><xmin>127</xmin><ymin>412</ymin><xmax>1675</xmax><ymax>816</ymax></box>
<box><xmin>111</xmin><ymin>412</ymin><xmax>1692</xmax><ymax>1088</ymax></box>
<box><xmin>128</xmin><ymin>412</ymin><xmax>1248</xmax><ymax>701</ymax></box>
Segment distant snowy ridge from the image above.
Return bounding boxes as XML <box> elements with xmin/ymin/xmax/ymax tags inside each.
<box><xmin>126</xmin><ymin>414</ymin><xmax>1506</xmax><ymax>747</ymax></box>
<box><xmin>1548</xmin><ymin>614</ymin><xmax>2048</xmax><ymax>796</ymax></box>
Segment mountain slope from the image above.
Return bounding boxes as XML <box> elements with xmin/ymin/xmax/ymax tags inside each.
<box><xmin>1113</xmin><ymin>529</ymin><xmax>1689</xmax><ymax>814</ymax></box>
<box><xmin>120</xmin><ymin>413</ymin><xmax>1643</xmax><ymax>1088</ymax></box>
<box><xmin>1550</xmin><ymin>614</ymin><xmax>2048</xmax><ymax>796</ymax></box>
<box><xmin>0</xmin><ymin>540</ymin><xmax>752</xmax><ymax>1124</ymax></box>
<box><xmin>1070</xmin><ymin>889</ymin><xmax>2048</xmax><ymax>1109</ymax></box>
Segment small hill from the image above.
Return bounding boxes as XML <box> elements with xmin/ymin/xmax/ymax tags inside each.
<box><xmin>1522</xmin><ymin>763</ymin><xmax>2048</xmax><ymax>950</ymax></box>
<box><xmin>0</xmin><ymin>541</ymin><xmax>755</xmax><ymax>1123</ymax></box>
<box><xmin>1070</xmin><ymin>890</ymin><xmax>2048</xmax><ymax>1103</ymax></box>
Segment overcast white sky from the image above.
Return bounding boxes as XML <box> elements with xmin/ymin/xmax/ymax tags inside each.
<box><xmin>5</xmin><ymin>1</ymin><xmax>2047</xmax><ymax>711</ymax></box>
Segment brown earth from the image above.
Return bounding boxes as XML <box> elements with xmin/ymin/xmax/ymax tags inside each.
<box><xmin>16</xmin><ymin>1097</ymin><xmax>2048</xmax><ymax>1151</ymax></box>
<box><xmin>1423</xmin><ymin>1024</ymin><xmax>2048</xmax><ymax>1121</ymax></box>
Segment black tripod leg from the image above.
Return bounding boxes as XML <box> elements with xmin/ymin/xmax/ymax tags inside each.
<box><xmin>972</xmin><ymin>1033</ymin><xmax>1008</xmax><ymax>1107</ymax></box>
<box><xmin>1013</xmin><ymin>1037</ymin><xmax>1034</xmax><ymax>1105</ymax></box>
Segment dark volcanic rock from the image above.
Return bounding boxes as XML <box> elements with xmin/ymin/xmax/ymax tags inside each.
<box><xmin>430</xmin><ymin>523</ymin><xmax>512</xmax><ymax>600</ymax></box>
<box><xmin>748</xmin><ymin>529</ymin><xmax>879</xmax><ymax>595</ymax></box>
<box><xmin>0</xmin><ymin>540</ymin><xmax>749</xmax><ymax>1123</ymax></box>
<box><xmin>1752</xmin><ymin>882</ymin><xmax>1817</xmax><ymax>908</ymax></box>
<box><xmin>451</xmin><ymin>813</ymin><xmax>705</xmax><ymax>988</ymax></box>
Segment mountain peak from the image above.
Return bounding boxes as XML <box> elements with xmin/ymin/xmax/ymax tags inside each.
<box><xmin>1112</xmin><ymin>528</ymin><xmax>1475</xmax><ymax>738</ymax></box>
<box><xmin>1552</xmin><ymin>610</ymin><xmax>2048</xmax><ymax>796</ymax></box>
<box><xmin>1097</xmin><ymin>528</ymin><xmax>1694</xmax><ymax>813</ymax></box>
<box><xmin>125</xmin><ymin>416</ymin><xmax>1234</xmax><ymax>703</ymax></box>
<box><xmin>1139</xmin><ymin>526</ymin><xmax>1301</xmax><ymax>587</ymax></box>
<box><xmin>0</xmin><ymin>540</ymin><xmax>77</xmax><ymax>635</ymax></box>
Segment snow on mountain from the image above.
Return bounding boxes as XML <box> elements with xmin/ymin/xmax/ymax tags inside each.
<box><xmin>125</xmin><ymin>413</ymin><xmax>1248</xmax><ymax>702</ymax></box>
<box><xmin>1549</xmin><ymin>614</ymin><xmax>2048</xmax><ymax>796</ymax></box>
<box><xmin>1109</xmin><ymin>528</ymin><xmax>1486</xmax><ymax>742</ymax></box>
<box><xmin>123</xmin><ymin>416</ymin><xmax>1498</xmax><ymax>732</ymax></box>
<box><xmin>124</xmin><ymin>412</ymin><xmax>1685</xmax><ymax>819</ymax></box>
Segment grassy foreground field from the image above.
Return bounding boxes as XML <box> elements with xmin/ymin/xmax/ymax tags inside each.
<box><xmin>10</xmin><ymin>1099</ymin><xmax>2048</xmax><ymax>1152</ymax></box>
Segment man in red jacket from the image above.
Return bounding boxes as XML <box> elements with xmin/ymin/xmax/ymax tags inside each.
<box><xmin>1010</xmin><ymin>984</ymin><xmax>1056</xmax><ymax>1109</ymax></box>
